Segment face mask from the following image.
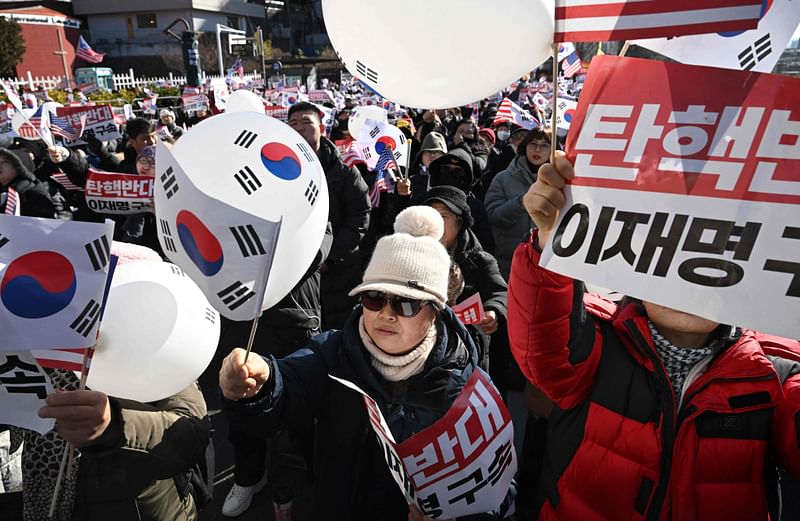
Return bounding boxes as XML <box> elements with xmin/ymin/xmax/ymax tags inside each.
<box><xmin>497</xmin><ymin>130</ymin><xmax>511</xmax><ymax>141</ymax></box>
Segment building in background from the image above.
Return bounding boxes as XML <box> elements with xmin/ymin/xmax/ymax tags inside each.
<box><xmin>67</xmin><ymin>0</ymin><xmax>265</xmax><ymax>76</ymax></box>
<box><xmin>264</xmin><ymin>0</ymin><xmax>329</xmax><ymax>56</ymax></box>
<box><xmin>0</xmin><ymin>1</ymin><xmax>81</xmax><ymax>79</ymax></box>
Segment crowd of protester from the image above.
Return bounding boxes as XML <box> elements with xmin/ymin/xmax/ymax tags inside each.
<box><xmin>0</xmin><ymin>74</ymin><xmax>799</xmax><ymax>521</ymax></box>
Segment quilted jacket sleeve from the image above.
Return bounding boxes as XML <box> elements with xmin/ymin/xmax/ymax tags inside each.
<box><xmin>507</xmin><ymin>232</ymin><xmax>603</xmax><ymax>409</ymax></box>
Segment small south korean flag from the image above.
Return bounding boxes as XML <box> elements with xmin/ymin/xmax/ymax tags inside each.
<box><xmin>154</xmin><ymin>141</ymin><xmax>282</xmax><ymax>321</ymax></box>
<box><xmin>0</xmin><ymin>216</ymin><xmax>115</xmax><ymax>350</ymax></box>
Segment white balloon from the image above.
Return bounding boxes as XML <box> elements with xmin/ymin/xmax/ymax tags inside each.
<box><xmin>348</xmin><ymin>105</ymin><xmax>387</xmax><ymax>138</ymax></box>
<box><xmin>169</xmin><ymin>112</ymin><xmax>330</xmax><ymax>311</ymax></box>
<box><xmin>322</xmin><ymin>0</ymin><xmax>554</xmax><ymax>108</ymax></box>
<box><xmin>86</xmin><ymin>262</ymin><xmax>220</xmax><ymax>403</ymax></box>
<box><xmin>225</xmin><ymin>89</ymin><xmax>266</xmax><ymax>114</ymax></box>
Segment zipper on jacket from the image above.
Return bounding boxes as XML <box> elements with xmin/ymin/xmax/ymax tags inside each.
<box><xmin>626</xmin><ymin>322</ymin><xmax>676</xmax><ymax>521</ymax></box>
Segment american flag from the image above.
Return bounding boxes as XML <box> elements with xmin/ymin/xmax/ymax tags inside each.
<box><xmin>562</xmin><ymin>51</ymin><xmax>583</xmax><ymax>78</ymax></box>
<box><xmin>50</xmin><ymin>113</ymin><xmax>83</xmax><ymax>141</ymax></box>
<box><xmin>340</xmin><ymin>139</ymin><xmax>366</xmax><ymax>169</ymax></box>
<box><xmin>51</xmin><ymin>172</ymin><xmax>84</xmax><ymax>192</ymax></box>
<box><xmin>493</xmin><ymin>98</ymin><xmax>539</xmax><ymax>130</ymax></box>
<box><xmin>369</xmin><ymin>148</ymin><xmax>397</xmax><ymax>208</ymax></box>
<box><xmin>31</xmin><ymin>348</ymin><xmax>93</xmax><ymax>372</ymax></box>
<box><xmin>76</xmin><ymin>35</ymin><xmax>105</xmax><ymax>64</ymax></box>
<box><xmin>228</xmin><ymin>57</ymin><xmax>244</xmax><ymax>78</ymax></box>
<box><xmin>554</xmin><ymin>0</ymin><xmax>763</xmax><ymax>42</ymax></box>
<box><xmin>4</xmin><ymin>187</ymin><xmax>20</xmax><ymax>216</ymax></box>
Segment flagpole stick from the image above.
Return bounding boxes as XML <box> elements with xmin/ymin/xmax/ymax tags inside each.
<box><xmin>242</xmin><ymin>314</ymin><xmax>261</xmax><ymax>364</ymax></box>
<box><xmin>66</xmin><ymin>347</ymin><xmax>93</xmax><ymax>477</ymax></box>
<box><xmin>619</xmin><ymin>41</ymin><xmax>631</xmax><ymax>57</ymax></box>
<box><xmin>550</xmin><ymin>42</ymin><xmax>559</xmax><ymax>164</ymax></box>
<box><xmin>48</xmin><ymin>446</ymin><xmax>70</xmax><ymax>519</ymax></box>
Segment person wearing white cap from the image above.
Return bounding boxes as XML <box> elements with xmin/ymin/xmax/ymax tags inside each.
<box><xmin>219</xmin><ymin>206</ymin><xmax>514</xmax><ymax>521</ymax></box>
<box><xmin>158</xmin><ymin>108</ymin><xmax>184</xmax><ymax>140</ymax></box>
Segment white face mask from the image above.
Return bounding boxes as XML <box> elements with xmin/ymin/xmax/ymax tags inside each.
<box><xmin>497</xmin><ymin>130</ymin><xmax>511</xmax><ymax>141</ymax></box>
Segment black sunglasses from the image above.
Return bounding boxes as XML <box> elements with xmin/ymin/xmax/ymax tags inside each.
<box><xmin>360</xmin><ymin>291</ymin><xmax>428</xmax><ymax>318</ymax></box>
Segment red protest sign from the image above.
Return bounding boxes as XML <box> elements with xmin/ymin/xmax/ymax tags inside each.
<box><xmin>565</xmin><ymin>55</ymin><xmax>800</xmax><ymax>206</ymax></box>
<box><xmin>544</xmin><ymin>55</ymin><xmax>800</xmax><ymax>339</ymax></box>
<box><xmin>85</xmin><ymin>169</ymin><xmax>154</xmax><ymax>214</ymax></box>
<box><xmin>452</xmin><ymin>293</ymin><xmax>486</xmax><ymax>325</ymax></box>
<box><xmin>56</xmin><ymin>105</ymin><xmax>121</xmax><ymax>144</ymax></box>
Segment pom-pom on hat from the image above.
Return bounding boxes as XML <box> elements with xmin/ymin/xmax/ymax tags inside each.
<box><xmin>350</xmin><ymin>206</ymin><xmax>450</xmax><ymax>309</ymax></box>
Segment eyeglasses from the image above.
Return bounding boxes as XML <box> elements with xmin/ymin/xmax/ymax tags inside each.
<box><xmin>137</xmin><ymin>158</ymin><xmax>156</xmax><ymax>167</ymax></box>
<box><xmin>527</xmin><ymin>141</ymin><xmax>551</xmax><ymax>151</ymax></box>
<box><xmin>360</xmin><ymin>291</ymin><xmax>428</xmax><ymax>318</ymax></box>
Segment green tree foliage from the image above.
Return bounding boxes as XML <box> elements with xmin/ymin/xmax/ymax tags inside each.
<box><xmin>0</xmin><ymin>18</ymin><xmax>25</xmax><ymax>77</ymax></box>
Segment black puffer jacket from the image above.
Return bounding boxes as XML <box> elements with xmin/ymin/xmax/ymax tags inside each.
<box><xmin>224</xmin><ymin>307</ymin><xmax>511</xmax><ymax>521</ymax></box>
<box><xmin>0</xmin><ymin>148</ymin><xmax>56</xmax><ymax>218</ymax></box>
<box><xmin>317</xmin><ymin>136</ymin><xmax>370</xmax><ymax>266</ymax></box>
<box><xmin>452</xmin><ymin>227</ymin><xmax>508</xmax><ymax>365</ymax></box>
<box><xmin>317</xmin><ymin>136</ymin><xmax>370</xmax><ymax>328</ymax></box>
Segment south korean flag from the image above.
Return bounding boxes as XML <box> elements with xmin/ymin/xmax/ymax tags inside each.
<box><xmin>155</xmin><ymin>142</ymin><xmax>282</xmax><ymax>321</ymax></box>
<box><xmin>0</xmin><ymin>216</ymin><xmax>115</xmax><ymax>350</ymax></box>
<box><xmin>633</xmin><ymin>0</ymin><xmax>800</xmax><ymax>73</ymax></box>
<box><xmin>357</xmin><ymin>118</ymin><xmax>410</xmax><ymax>171</ymax></box>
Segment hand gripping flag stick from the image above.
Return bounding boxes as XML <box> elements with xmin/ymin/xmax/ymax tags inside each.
<box><xmin>49</xmin><ymin>256</ymin><xmax>118</xmax><ymax>520</ymax></box>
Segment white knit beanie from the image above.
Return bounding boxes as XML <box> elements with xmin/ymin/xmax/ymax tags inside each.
<box><xmin>350</xmin><ymin>206</ymin><xmax>450</xmax><ymax>308</ymax></box>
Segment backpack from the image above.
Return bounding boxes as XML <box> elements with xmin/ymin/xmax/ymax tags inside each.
<box><xmin>174</xmin><ymin>415</ymin><xmax>215</xmax><ymax>510</ymax></box>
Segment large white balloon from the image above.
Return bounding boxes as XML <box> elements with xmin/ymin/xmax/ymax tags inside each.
<box><xmin>168</xmin><ymin>112</ymin><xmax>330</xmax><ymax>312</ymax></box>
<box><xmin>322</xmin><ymin>0</ymin><xmax>554</xmax><ymax>108</ymax></box>
<box><xmin>348</xmin><ymin>105</ymin><xmax>387</xmax><ymax>139</ymax></box>
<box><xmin>86</xmin><ymin>261</ymin><xmax>220</xmax><ymax>403</ymax></box>
<box><xmin>225</xmin><ymin>89</ymin><xmax>266</xmax><ymax>114</ymax></box>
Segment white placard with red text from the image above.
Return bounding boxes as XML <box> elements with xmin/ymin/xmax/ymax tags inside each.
<box><xmin>330</xmin><ymin>370</ymin><xmax>516</xmax><ymax>519</ymax></box>
<box><xmin>85</xmin><ymin>169</ymin><xmax>154</xmax><ymax>215</ymax></box>
<box><xmin>56</xmin><ymin>105</ymin><xmax>121</xmax><ymax>144</ymax></box>
<box><xmin>541</xmin><ymin>56</ymin><xmax>800</xmax><ymax>339</ymax></box>
<box><xmin>452</xmin><ymin>293</ymin><xmax>486</xmax><ymax>326</ymax></box>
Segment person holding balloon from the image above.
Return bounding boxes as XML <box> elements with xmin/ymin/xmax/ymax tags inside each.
<box><xmin>220</xmin><ymin>207</ymin><xmax>515</xmax><ymax>521</ymax></box>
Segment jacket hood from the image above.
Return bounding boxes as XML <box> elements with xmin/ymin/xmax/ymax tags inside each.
<box><xmin>0</xmin><ymin>147</ymin><xmax>35</xmax><ymax>182</ymax></box>
<box><xmin>414</xmin><ymin>131</ymin><xmax>447</xmax><ymax>166</ymax></box>
<box><xmin>429</xmin><ymin>147</ymin><xmax>475</xmax><ymax>188</ymax></box>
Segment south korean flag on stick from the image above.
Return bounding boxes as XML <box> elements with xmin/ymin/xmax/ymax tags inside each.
<box><xmin>633</xmin><ymin>0</ymin><xmax>800</xmax><ymax>73</ymax></box>
<box><xmin>0</xmin><ymin>216</ymin><xmax>115</xmax><ymax>350</ymax></box>
<box><xmin>357</xmin><ymin>118</ymin><xmax>410</xmax><ymax>171</ymax></box>
<box><xmin>155</xmin><ymin>142</ymin><xmax>282</xmax><ymax>321</ymax></box>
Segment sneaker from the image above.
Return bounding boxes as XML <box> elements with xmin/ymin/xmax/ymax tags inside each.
<box><xmin>221</xmin><ymin>473</ymin><xmax>267</xmax><ymax>517</ymax></box>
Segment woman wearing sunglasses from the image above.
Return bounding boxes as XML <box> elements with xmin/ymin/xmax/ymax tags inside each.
<box><xmin>220</xmin><ymin>206</ymin><xmax>513</xmax><ymax>521</ymax></box>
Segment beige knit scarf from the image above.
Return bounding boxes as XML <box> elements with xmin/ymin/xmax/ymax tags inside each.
<box><xmin>359</xmin><ymin>316</ymin><xmax>438</xmax><ymax>382</ymax></box>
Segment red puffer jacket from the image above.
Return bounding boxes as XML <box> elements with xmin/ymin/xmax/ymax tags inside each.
<box><xmin>507</xmin><ymin>234</ymin><xmax>800</xmax><ymax>521</ymax></box>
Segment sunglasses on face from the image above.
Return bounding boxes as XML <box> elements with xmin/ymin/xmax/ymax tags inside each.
<box><xmin>360</xmin><ymin>291</ymin><xmax>429</xmax><ymax>318</ymax></box>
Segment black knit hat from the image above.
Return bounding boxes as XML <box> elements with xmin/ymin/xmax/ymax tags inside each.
<box><xmin>423</xmin><ymin>185</ymin><xmax>474</xmax><ymax>229</ymax></box>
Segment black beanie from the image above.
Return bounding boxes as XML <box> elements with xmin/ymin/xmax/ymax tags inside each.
<box><xmin>423</xmin><ymin>185</ymin><xmax>474</xmax><ymax>229</ymax></box>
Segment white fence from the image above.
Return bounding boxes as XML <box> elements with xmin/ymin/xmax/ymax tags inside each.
<box><xmin>1</xmin><ymin>69</ymin><xmax>264</xmax><ymax>91</ymax></box>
